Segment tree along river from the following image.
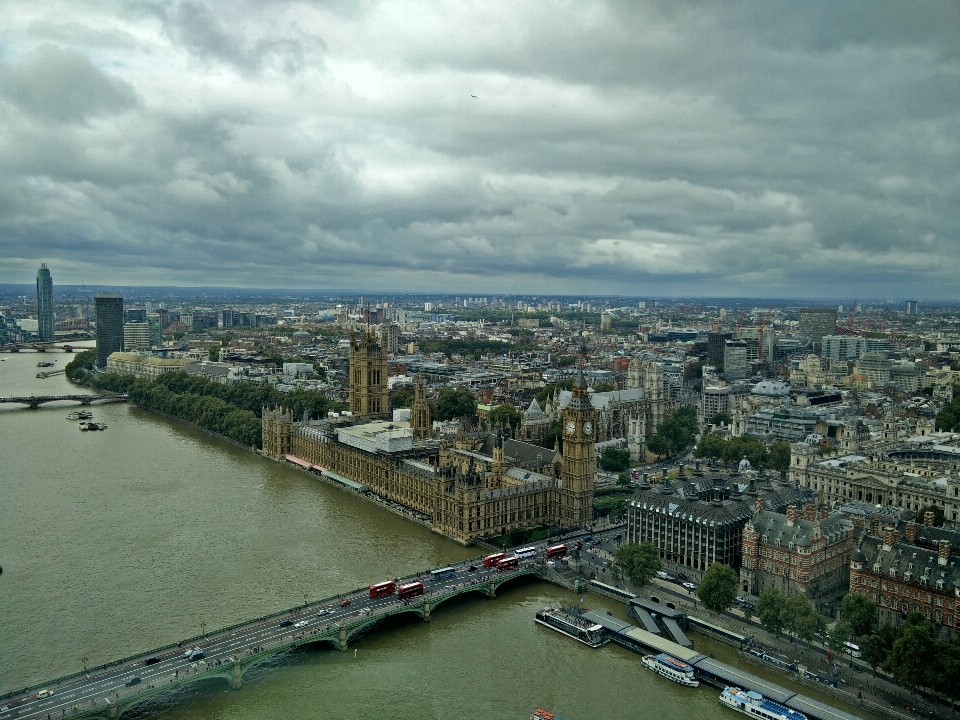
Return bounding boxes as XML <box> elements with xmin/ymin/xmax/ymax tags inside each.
<box><xmin>0</xmin><ymin>346</ymin><xmax>871</xmax><ymax>720</ymax></box>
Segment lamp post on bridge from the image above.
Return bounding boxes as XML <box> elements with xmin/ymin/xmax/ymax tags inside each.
<box><xmin>82</xmin><ymin>656</ymin><xmax>89</xmax><ymax>674</ymax></box>
<box><xmin>200</xmin><ymin>622</ymin><xmax>206</xmax><ymax>637</ymax></box>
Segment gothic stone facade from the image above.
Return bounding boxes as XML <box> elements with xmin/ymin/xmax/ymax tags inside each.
<box><xmin>262</xmin><ymin>374</ymin><xmax>597</xmax><ymax>544</ymax></box>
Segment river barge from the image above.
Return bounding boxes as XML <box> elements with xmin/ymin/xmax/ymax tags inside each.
<box><xmin>534</xmin><ymin>606</ymin><xmax>608</xmax><ymax>648</ymax></box>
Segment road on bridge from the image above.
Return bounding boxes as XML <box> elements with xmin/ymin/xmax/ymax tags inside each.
<box><xmin>0</xmin><ymin>539</ymin><xmax>578</xmax><ymax>720</ymax></box>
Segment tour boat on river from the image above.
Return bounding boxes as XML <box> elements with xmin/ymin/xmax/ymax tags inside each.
<box><xmin>534</xmin><ymin>607</ymin><xmax>608</xmax><ymax>648</ymax></box>
<box><xmin>67</xmin><ymin>411</ymin><xmax>93</xmax><ymax>420</ymax></box>
<box><xmin>719</xmin><ymin>687</ymin><xmax>807</xmax><ymax>720</ymax></box>
<box><xmin>641</xmin><ymin>652</ymin><xmax>699</xmax><ymax>687</ymax></box>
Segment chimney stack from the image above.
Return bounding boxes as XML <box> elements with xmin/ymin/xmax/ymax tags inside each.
<box><xmin>820</xmin><ymin>504</ymin><xmax>828</xmax><ymax>521</ymax></box>
<box><xmin>755</xmin><ymin>498</ymin><xmax>764</xmax><ymax>515</ymax></box>
<box><xmin>882</xmin><ymin>526</ymin><xmax>895</xmax><ymax>551</ymax></box>
<box><xmin>905</xmin><ymin>522</ymin><xmax>916</xmax><ymax>542</ymax></box>
<box><xmin>805</xmin><ymin>500</ymin><xmax>816</xmax><ymax>521</ymax></box>
<box><xmin>924</xmin><ymin>511</ymin><xmax>935</xmax><ymax>527</ymax></box>
<box><xmin>939</xmin><ymin>540</ymin><xmax>951</xmax><ymax>566</ymax></box>
<box><xmin>786</xmin><ymin>505</ymin><xmax>799</xmax><ymax>527</ymax></box>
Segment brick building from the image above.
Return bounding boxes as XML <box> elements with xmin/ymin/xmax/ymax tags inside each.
<box><xmin>740</xmin><ymin>501</ymin><xmax>854</xmax><ymax>604</ymax></box>
<box><xmin>848</xmin><ymin>513</ymin><xmax>960</xmax><ymax>638</ymax></box>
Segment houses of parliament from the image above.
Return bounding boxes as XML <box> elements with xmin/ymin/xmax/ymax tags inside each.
<box><xmin>262</xmin><ymin>329</ymin><xmax>597</xmax><ymax>544</ymax></box>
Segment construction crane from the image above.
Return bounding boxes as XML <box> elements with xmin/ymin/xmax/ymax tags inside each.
<box><xmin>758</xmin><ymin>307</ymin><xmax>774</xmax><ymax>362</ymax></box>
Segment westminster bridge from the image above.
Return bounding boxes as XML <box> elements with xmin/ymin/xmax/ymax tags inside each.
<box><xmin>0</xmin><ymin>395</ymin><xmax>128</xmax><ymax>409</ymax></box>
<box><xmin>0</xmin><ymin>554</ymin><xmax>562</xmax><ymax>720</ymax></box>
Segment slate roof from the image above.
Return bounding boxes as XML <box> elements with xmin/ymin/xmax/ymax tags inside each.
<box><xmin>858</xmin><ymin>534</ymin><xmax>960</xmax><ymax>592</ymax></box>
<box><xmin>749</xmin><ymin>511</ymin><xmax>852</xmax><ymax>548</ymax></box>
<box><xmin>477</xmin><ymin>435</ymin><xmax>558</xmax><ymax>465</ymax></box>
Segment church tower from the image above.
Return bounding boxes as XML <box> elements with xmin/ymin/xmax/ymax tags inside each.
<box><xmin>410</xmin><ymin>372</ymin><xmax>431</xmax><ymax>439</ymax></box>
<box><xmin>559</xmin><ymin>369</ymin><xmax>597</xmax><ymax>528</ymax></box>
<box><xmin>349</xmin><ymin>329</ymin><xmax>389</xmax><ymax>418</ymax></box>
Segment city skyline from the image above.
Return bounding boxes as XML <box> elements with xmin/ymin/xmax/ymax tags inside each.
<box><xmin>1</xmin><ymin>3</ymin><xmax>959</xmax><ymax>298</ymax></box>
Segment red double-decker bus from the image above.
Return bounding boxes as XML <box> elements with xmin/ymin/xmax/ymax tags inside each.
<box><xmin>483</xmin><ymin>552</ymin><xmax>505</xmax><ymax>567</ymax></box>
<box><xmin>496</xmin><ymin>556</ymin><xmax>519</xmax><ymax>571</ymax></box>
<box><xmin>397</xmin><ymin>581</ymin><xmax>424</xmax><ymax>599</ymax></box>
<box><xmin>369</xmin><ymin>581</ymin><xmax>396</xmax><ymax>598</ymax></box>
<box><xmin>545</xmin><ymin>544</ymin><xmax>568</xmax><ymax>559</ymax></box>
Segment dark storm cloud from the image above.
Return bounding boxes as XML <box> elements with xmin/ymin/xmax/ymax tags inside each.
<box><xmin>0</xmin><ymin>44</ymin><xmax>137</xmax><ymax>122</ymax></box>
<box><xmin>0</xmin><ymin>1</ymin><xmax>958</xmax><ymax>297</ymax></box>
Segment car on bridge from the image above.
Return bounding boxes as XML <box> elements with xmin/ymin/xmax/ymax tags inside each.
<box><xmin>339</xmin><ymin>598</ymin><xmax>351</xmax><ymax>607</ymax></box>
<box><xmin>279</xmin><ymin>619</ymin><xmax>294</xmax><ymax>628</ymax></box>
<box><xmin>125</xmin><ymin>677</ymin><xmax>142</xmax><ymax>687</ymax></box>
<box><xmin>144</xmin><ymin>657</ymin><xmax>161</xmax><ymax>665</ymax></box>
<box><xmin>316</xmin><ymin>608</ymin><xmax>331</xmax><ymax>617</ymax></box>
<box><xmin>187</xmin><ymin>648</ymin><xmax>205</xmax><ymax>661</ymax></box>
<box><xmin>294</xmin><ymin>620</ymin><xmax>308</xmax><ymax>629</ymax></box>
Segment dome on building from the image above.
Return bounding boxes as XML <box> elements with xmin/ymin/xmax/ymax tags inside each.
<box><xmin>738</xmin><ymin>456</ymin><xmax>752</xmax><ymax>473</ymax></box>
<box><xmin>752</xmin><ymin>379</ymin><xmax>790</xmax><ymax>396</ymax></box>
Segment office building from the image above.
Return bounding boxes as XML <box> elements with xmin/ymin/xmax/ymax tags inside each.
<box><xmin>905</xmin><ymin>300</ymin><xmax>919</xmax><ymax>316</ymax></box>
<box><xmin>35</xmin><ymin>264</ymin><xmax>54</xmax><ymax>342</ymax></box>
<box><xmin>797</xmin><ymin>308</ymin><xmax>838</xmax><ymax>350</ymax></box>
<box><xmin>724</xmin><ymin>339</ymin><xmax>750</xmax><ymax>379</ymax></box>
<box><xmin>146</xmin><ymin>313</ymin><xmax>162</xmax><ymax>347</ymax></box>
<box><xmin>123</xmin><ymin>322</ymin><xmax>151</xmax><ymax>351</ymax></box>
<box><xmin>821</xmin><ymin>335</ymin><xmax>866</xmax><ymax>362</ymax></box>
<box><xmin>124</xmin><ymin>308</ymin><xmax>147</xmax><ymax>324</ymax></box>
<box><xmin>94</xmin><ymin>293</ymin><xmax>124</xmax><ymax>368</ymax></box>
<box><xmin>707</xmin><ymin>330</ymin><xmax>733</xmax><ymax>365</ymax></box>
<box><xmin>626</xmin><ymin>471</ymin><xmax>811</xmax><ymax>582</ymax></box>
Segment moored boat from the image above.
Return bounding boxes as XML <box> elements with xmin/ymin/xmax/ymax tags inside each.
<box><xmin>534</xmin><ymin>606</ymin><xmax>608</xmax><ymax>648</ymax></box>
<box><xmin>719</xmin><ymin>687</ymin><xmax>806</xmax><ymax>720</ymax></box>
<box><xmin>641</xmin><ymin>652</ymin><xmax>699</xmax><ymax>687</ymax></box>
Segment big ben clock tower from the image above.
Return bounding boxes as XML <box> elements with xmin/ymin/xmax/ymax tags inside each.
<box><xmin>560</xmin><ymin>369</ymin><xmax>596</xmax><ymax>528</ymax></box>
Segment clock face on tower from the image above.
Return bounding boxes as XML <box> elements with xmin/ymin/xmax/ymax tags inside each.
<box><xmin>565</xmin><ymin>420</ymin><xmax>576</xmax><ymax>435</ymax></box>
<box><xmin>583</xmin><ymin>421</ymin><xmax>593</xmax><ymax>435</ymax></box>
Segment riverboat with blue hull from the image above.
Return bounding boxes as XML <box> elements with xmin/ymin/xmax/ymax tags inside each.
<box><xmin>534</xmin><ymin>607</ymin><xmax>608</xmax><ymax>648</ymax></box>
<box><xmin>719</xmin><ymin>687</ymin><xmax>807</xmax><ymax>720</ymax></box>
<box><xmin>641</xmin><ymin>652</ymin><xmax>699</xmax><ymax>687</ymax></box>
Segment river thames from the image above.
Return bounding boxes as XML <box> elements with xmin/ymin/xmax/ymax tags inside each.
<box><xmin>0</xmin><ymin>347</ymin><xmax>870</xmax><ymax>720</ymax></box>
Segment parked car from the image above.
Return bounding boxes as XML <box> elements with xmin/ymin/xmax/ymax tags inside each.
<box><xmin>682</xmin><ymin>582</ymin><xmax>697</xmax><ymax>591</ymax></box>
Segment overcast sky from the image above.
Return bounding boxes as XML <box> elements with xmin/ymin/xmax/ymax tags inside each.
<box><xmin>1</xmin><ymin>2</ymin><xmax>958</xmax><ymax>298</ymax></box>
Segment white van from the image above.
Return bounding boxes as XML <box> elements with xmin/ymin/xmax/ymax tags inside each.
<box><xmin>515</xmin><ymin>546</ymin><xmax>537</xmax><ymax>558</ymax></box>
<box><xmin>843</xmin><ymin>641</ymin><xmax>861</xmax><ymax>658</ymax></box>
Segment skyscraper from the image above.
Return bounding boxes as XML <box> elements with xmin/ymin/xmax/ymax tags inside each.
<box><xmin>95</xmin><ymin>293</ymin><xmax>124</xmax><ymax>368</ymax></box>
<box><xmin>36</xmin><ymin>263</ymin><xmax>54</xmax><ymax>342</ymax></box>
